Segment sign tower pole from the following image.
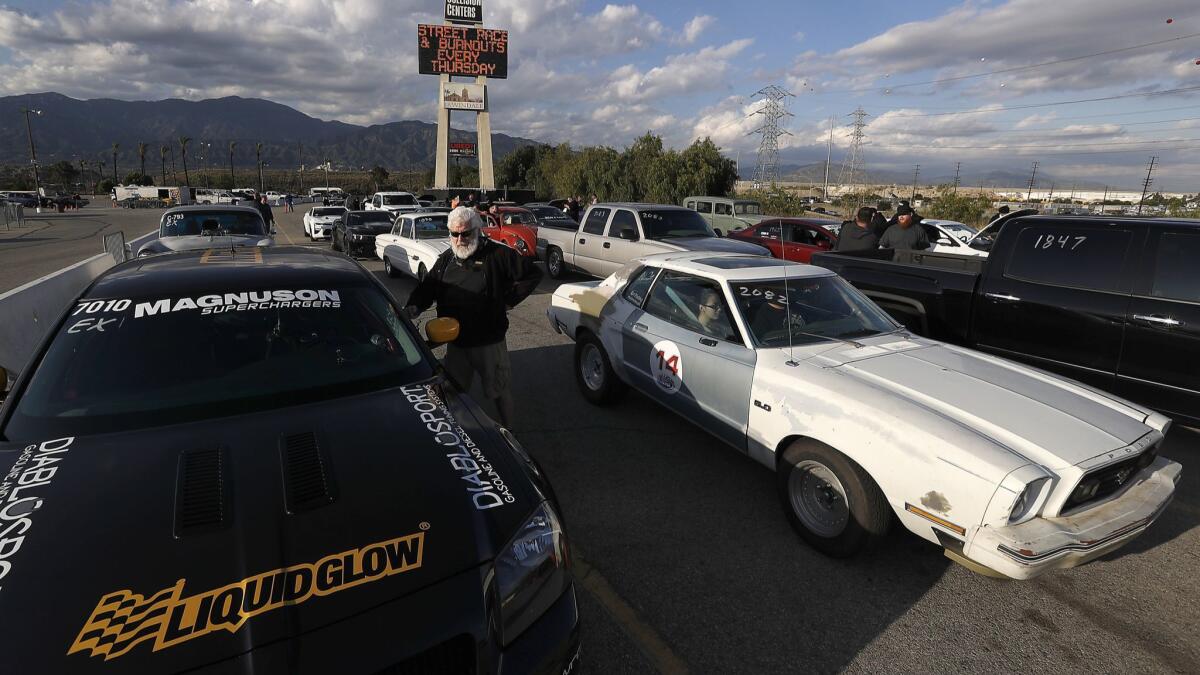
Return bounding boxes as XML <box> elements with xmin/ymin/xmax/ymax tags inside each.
<box><xmin>476</xmin><ymin>74</ymin><xmax>494</xmax><ymax>189</ymax></box>
<box><xmin>435</xmin><ymin>73</ymin><xmax>451</xmax><ymax>189</ymax></box>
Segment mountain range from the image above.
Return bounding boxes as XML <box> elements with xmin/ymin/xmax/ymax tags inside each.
<box><xmin>0</xmin><ymin>92</ymin><xmax>541</xmax><ymax>172</ymax></box>
<box><xmin>772</xmin><ymin>162</ymin><xmax>1113</xmax><ymax>191</ymax></box>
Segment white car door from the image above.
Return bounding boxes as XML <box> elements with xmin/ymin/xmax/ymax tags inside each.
<box><xmin>622</xmin><ymin>269</ymin><xmax>757</xmax><ymax>451</ymax></box>
<box><xmin>375</xmin><ymin>219</ymin><xmax>401</xmax><ymax>260</ymax></box>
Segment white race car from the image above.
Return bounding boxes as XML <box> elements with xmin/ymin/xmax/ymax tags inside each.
<box><xmin>303</xmin><ymin>206</ymin><xmax>348</xmax><ymax>240</ymax></box>
<box><xmin>547</xmin><ymin>252</ymin><xmax>1180</xmax><ymax>579</ymax></box>
<box><xmin>375</xmin><ymin>212</ymin><xmax>452</xmax><ymax>280</ymax></box>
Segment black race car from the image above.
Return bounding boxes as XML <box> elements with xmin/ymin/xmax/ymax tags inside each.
<box><xmin>332</xmin><ymin>210</ymin><xmax>395</xmax><ymax>259</ymax></box>
<box><xmin>0</xmin><ymin>247</ymin><xmax>579</xmax><ymax>673</ymax></box>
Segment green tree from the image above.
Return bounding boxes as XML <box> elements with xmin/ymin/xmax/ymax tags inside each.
<box><xmin>179</xmin><ymin>136</ymin><xmax>192</xmax><ymax>186</ymax></box>
<box><xmin>124</xmin><ymin>172</ymin><xmax>154</xmax><ymax>186</ymax></box>
<box><xmin>370</xmin><ymin>165</ymin><xmax>390</xmax><ymax>192</ymax></box>
<box><xmin>46</xmin><ymin>160</ymin><xmax>80</xmax><ymax>191</ymax></box>
<box><xmin>926</xmin><ymin>184</ymin><xmax>993</xmax><ymax>227</ymax></box>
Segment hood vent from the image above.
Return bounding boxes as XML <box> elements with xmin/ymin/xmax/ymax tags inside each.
<box><xmin>281</xmin><ymin>432</ymin><xmax>336</xmax><ymax>513</ymax></box>
<box><xmin>174</xmin><ymin>448</ymin><xmax>229</xmax><ymax>537</ymax></box>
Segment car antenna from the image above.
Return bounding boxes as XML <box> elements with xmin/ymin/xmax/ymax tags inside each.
<box><xmin>784</xmin><ymin>262</ymin><xmax>799</xmax><ymax>367</ymax></box>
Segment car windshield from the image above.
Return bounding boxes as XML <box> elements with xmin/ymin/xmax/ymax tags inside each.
<box><xmin>503</xmin><ymin>211</ymin><xmax>536</xmax><ymax>225</ymax></box>
<box><xmin>822</xmin><ymin>221</ymin><xmax>843</xmax><ymax>236</ymax></box>
<box><xmin>733</xmin><ymin>276</ymin><xmax>899</xmax><ymax>348</ymax></box>
<box><xmin>735</xmin><ymin>202</ymin><xmax>761</xmax><ymax>215</ymax></box>
<box><xmin>528</xmin><ymin>206</ymin><xmax>561</xmax><ymax>218</ymax></box>
<box><xmin>937</xmin><ymin>221</ymin><xmax>976</xmax><ymax>239</ymax></box>
<box><xmin>161</xmin><ymin>211</ymin><xmax>266</xmax><ymax>237</ymax></box>
<box><xmin>383</xmin><ymin>194</ymin><xmax>417</xmax><ymax>206</ymax></box>
<box><xmin>348</xmin><ymin>212</ymin><xmax>394</xmax><ymax>228</ymax></box>
<box><xmin>639</xmin><ymin>209</ymin><xmax>715</xmax><ymax>239</ymax></box>
<box><xmin>412</xmin><ymin>215</ymin><xmax>450</xmax><ymax>238</ymax></box>
<box><xmin>313</xmin><ymin>207</ymin><xmax>345</xmax><ymax>217</ymax></box>
<box><xmin>3</xmin><ymin>284</ymin><xmax>432</xmax><ymax>439</ymax></box>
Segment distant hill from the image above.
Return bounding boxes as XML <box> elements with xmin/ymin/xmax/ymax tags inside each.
<box><xmin>0</xmin><ymin>92</ymin><xmax>541</xmax><ymax>170</ymax></box>
<box><xmin>761</xmin><ymin>162</ymin><xmax>1109</xmax><ymax>191</ymax></box>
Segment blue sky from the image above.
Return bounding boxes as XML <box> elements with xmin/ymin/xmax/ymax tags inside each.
<box><xmin>1</xmin><ymin>0</ymin><xmax>1198</xmax><ymax>189</ymax></box>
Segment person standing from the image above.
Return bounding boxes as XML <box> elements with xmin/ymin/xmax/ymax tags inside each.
<box><xmin>835</xmin><ymin>207</ymin><xmax>881</xmax><ymax>252</ymax></box>
<box><xmin>405</xmin><ymin>207</ymin><xmax>542</xmax><ymax>427</ymax></box>
<box><xmin>284</xmin><ymin>193</ymin><xmax>294</xmax><ymax>213</ymax></box>
<box><xmin>989</xmin><ymin>205</ymin><xmax>1010</xmax><ymax>223</ymax></box>
<box><xmin>257</xmin><ymin>195</ymin><xmax>275</xmax><ymax>231</ymax></box>
<box><xmin>879</xmin><ymin>205</ymin><xmax>930</xmax><ymax>251</ymax></box>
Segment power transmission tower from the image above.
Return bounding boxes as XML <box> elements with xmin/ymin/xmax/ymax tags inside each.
<box><xmin>1137</xmin><ymin>156</ymin><xmax>1158</xmax><ymax>215</ymax></box>
<box><xmin>953</xmin><ymin>162</ymin><xmax>962</xmax><ymax>194</ymax></box>
<box><xmin>837</xmin><ymin>107</ymin><xmax>869</xmax><ymax>203</ymax></box>
<box><xmin>1026</xmin><ymin>161</ymin><xmax>1039</xmax><ymax>204</ymax></box>
<box><xmin>911</xmin><ymin>164</ymin><xmax>920</xmax><ymax>202</ymax></box>
<box><xmin>747</xmin><ymin>85</ymin><xmax>794</xmax><ymax>188</ymax></box>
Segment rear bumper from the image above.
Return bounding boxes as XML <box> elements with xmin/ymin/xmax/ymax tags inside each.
<box><xmin>963</xmin><ymin>456</ymin><xmax>1182</xmax><ymax>579</ymax></box>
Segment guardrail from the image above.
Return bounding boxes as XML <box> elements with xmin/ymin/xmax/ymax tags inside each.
<box><xmin>0</xmin><ymin>229</ymin><xmax>157</xmax><ymax>379</ymax></box>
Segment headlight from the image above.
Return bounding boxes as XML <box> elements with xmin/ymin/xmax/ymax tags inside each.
<box><xmin>495</xmin><ymin>501</ymin><xmax>569</xmax><ymax>645</ymax></box>
<box><xmin>515</xmin><ymin>238</ymin><xmax>528</xmax><ymax>252</ymax></box>
<box><xmin>1009</xmin><ymin>478</ymin><xmax>1049</xmax><ymax>524</ymax></box>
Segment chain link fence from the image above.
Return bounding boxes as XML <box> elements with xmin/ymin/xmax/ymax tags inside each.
<box><xmin>2</xmin><ymin>203</ymin><xmax>26</xmax><ymax>230</ymax></box>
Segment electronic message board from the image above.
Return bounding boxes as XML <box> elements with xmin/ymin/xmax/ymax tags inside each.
<box><xmin>418</xmin><ymin>24</ymin><xmax>508</xmax><ymax>79</ymax></box>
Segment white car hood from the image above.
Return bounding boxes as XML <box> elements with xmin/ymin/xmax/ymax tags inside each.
<box><xmin>811</xmin><ymin>339</ymin><xmax>1151</xmax><ymax>469</ymax></box>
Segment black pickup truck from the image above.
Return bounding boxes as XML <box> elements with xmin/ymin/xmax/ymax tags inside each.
<box><xmin>812</xmin><ymin>214</ymin><xmax>1200</xmax><ymax>426</ymax></box>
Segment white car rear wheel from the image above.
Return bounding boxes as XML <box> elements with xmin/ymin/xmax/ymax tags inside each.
<box><xmin>574</xmin><ymin>333</ymin><xmax>626</xmax><ymax>405</ymax></box>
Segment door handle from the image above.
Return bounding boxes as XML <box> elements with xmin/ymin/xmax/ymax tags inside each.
<box><xmin>603</xmin><ymin>242</ymin><xmax>612</xmax><ymax>249</ymax></box>
<box><xmin>984</xmin><ymin>292</ymin><xmax>1021</xmax><ymax>303</ymax></box>
<box><xmin>579</xmin><ymin>238</ymin><xmax>586</xmax><ymax>245</ymax></box>
<box><xmin>632</xmin><ymin>323</ymin><xmax>648</xmax><ymax>332</ymax></box>
<box><xmin>699</xmin><ymin>337</ymin><xmax>718</xmax><ymax>347</ymax></box>
<box><xmin>1131</xmin><ymin>314</ymin><xmax>1183</xmax><ymax>328</ymax></box>
<box><xmin>411</xmin><ymin>255</ymin><xmax>420</xmax><ymax>260</ymax></box>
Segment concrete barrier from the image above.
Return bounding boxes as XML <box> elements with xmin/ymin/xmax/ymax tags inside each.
<box><xmin>0</xmin><ymin>229</ymin><xmax>157</xmax><ymax>378</ymax></box>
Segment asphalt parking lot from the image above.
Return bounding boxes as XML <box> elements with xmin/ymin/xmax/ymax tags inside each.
<box><xmin>4</xmin><ymin>203</ymin><xmax>1199</xmax><ymax>673</ymax></box>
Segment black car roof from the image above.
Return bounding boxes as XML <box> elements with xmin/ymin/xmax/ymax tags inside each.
<box><xmin>86</xmin><ymin>246</ymin><xmax>371</xmax><ymax>299</ymax></box>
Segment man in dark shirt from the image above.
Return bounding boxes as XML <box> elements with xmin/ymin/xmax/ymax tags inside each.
<box><xmin>405</xmin><ymin>207</ymin><xmax>542</xmax><ymax>427</ymax></box>
<box><xmin>835</xmin><ymin>207</ymin><xmax>880</xmax><ymax>252</ymax></box>
<box><xmin>256</xmin><ymin>195</ymin><xmax>274</xmax><ymax>231</ymax></box>
<box><xmin>879</xmin><ymin>205</ymin><xmax>930</xmax><ymax>251</ymax></box>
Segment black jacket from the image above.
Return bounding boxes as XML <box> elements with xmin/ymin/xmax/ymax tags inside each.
<box><xmin>406</xmin><ymin>240</ymin><xmax>542</xmax><ymax>347</ymax></box>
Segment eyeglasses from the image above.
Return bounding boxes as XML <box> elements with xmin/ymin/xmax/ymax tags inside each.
<box><xmin>448</xmin><ymin>230</ymin><xmax>475</xmax><ymax>240</ymax></box>
<box><xmin>701</xmin><ymin>303</ymin><xmax>723</xmax><ymax>312</ymax></box>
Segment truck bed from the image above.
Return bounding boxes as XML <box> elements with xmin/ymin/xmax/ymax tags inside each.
<box><xmin>810</xmin><ymin>249</ymin><xmax>983</xmax><ymax>344</ymax></box>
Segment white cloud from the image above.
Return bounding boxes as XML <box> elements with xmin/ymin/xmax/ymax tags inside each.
<box><xmin>679</xmin><ymin>15</ymin><xmax>715</xmax><ymax>45</ymax></box>
<box><xmin>603</xmin><ymin>39</ymin><xmax>754</xmax><ymax>102</ymax></box>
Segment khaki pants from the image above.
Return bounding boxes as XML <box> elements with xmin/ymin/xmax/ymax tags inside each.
<box><xmin>444</xmin><ymin>340</ymin><xmax>512</xmax><ymax>400</ymax></box>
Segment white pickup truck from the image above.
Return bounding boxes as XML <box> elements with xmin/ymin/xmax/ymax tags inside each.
<box><xmin>366</xmin><ymin>191</ymin><xmax>423</xmax><ymax>216</ymax></box>
<box><xmin>539</xmin><ymin>203</ymin><xmax>770</xmax><ymax>279</ymax></box>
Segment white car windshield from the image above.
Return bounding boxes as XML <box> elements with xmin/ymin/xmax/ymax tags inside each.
<box><xmin>313</xmin><ymin>208</ymin><xmax>346</xmax><ymax>217</ymax></box>
<box><xmin>733</xmin><ymin>277</ymin><xmax>899</xmax><ymax>347</ymax></box>
<box><xmin>161</xmin><ymin>211</ymin><xmax>266</xmax><ymax>237</ymax></box>
<box><xmin>383</xmin><ymin>195</ymin><xmax>417</xmax><ymax>206</ymax></box>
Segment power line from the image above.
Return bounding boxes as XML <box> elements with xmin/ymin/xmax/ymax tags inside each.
<box><xmin>807</xmin><ymin>32</ymin><xmax>1200</xmax><ymax>96</ymax></box>
<box><xmin>837</xmin><ymin>107</ymin><xmax>869</xmax><ymax>201</ymax></box>
<box><xmin>885</xmin><ymin>86</ymin><xmax>1200</xmax><ymax>118</ymax></box>
<box><xmin>1137</xmin><ymin>156</ymin><xmax>1158</xmax><ymax>214</ymax></box>
<box><xmin>747</xmin><ymin>85</ymin><xmax>794</xmax><ymax>187</ymax></box>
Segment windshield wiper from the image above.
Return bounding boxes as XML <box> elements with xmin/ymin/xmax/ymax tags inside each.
<box><xmin>788</xmin><ymin>328</ymin><xmax>866</xmax><ymax>349</ymax></box>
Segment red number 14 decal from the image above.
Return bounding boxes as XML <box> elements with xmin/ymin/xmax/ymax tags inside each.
<box><xmin>656</xmin><ymin>351</ymin><xmax>679</xmax><ymax>375</ymax></box>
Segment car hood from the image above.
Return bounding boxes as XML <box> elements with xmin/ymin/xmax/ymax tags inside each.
<box><xmin>0</xmin><ymin>381</ymin><xmax>540</xmax><ymax>672</ymax></box>
<box><xmin>348</xmin><ymin>224</ymin><xmax>392</xmax><ymax>235</ymax></box>
<box><xmin>655</xmin><ymin>236</ymin><xmax>770</xmax><ymax>255</ymax></box>
<box><xmin>810</xmin><ymin>339</ymin><xmax>1152</xmax><ymax>469</ymax></box>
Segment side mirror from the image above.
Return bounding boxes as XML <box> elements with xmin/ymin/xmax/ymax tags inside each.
<box><xmin>271</xmin><ymin>227</ymin><xmax>278</xmax><ymax>235</ymax></box>
<box><xmin>425</xmin><ymin>317</ymin><xmax>460</xmax><ymax>346</ymax></box>
<box><xmin>618</xmin><ymin>228</ymin><xmax>639</xmax><ymax>241</ymax></box>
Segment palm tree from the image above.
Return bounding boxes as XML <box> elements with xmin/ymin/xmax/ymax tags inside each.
<box><xmin>159</xmin><ymin>145</ymin><xmax>168</xmax><ymax>186</ymax></box>
<box><xmin>137</xmin><ymin>142</ymin><xmax>147</xmax><ymax>181</ymax></box>
<box><xmin>228</xmin><ymin>141</ymin><xmax>237</xmax><ymax>188</ymax></box>
<box><xmin>111</xmin><ymin>143</ymin><xmax>119</xmax><ymax>185</ymax></box>
<box><xmin>179</xmin><ymin>136</ymin><xmax>192</xmax><ymax>186</ymax></box>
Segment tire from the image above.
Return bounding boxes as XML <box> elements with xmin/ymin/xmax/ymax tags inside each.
<box><xmin>331</xmin><ymin>232</ymin><xmax>341</xmax><ymax>252</ymax></box>
<box><xmin>574</xmin><ymin>332</ymin><xmax>626</xmax><ymax>405</ymax></box>
<box><xmin>777</xmin><ymin>439</ymin><xmax>890</xmax><ymax>558</ymax></box>
<box><xmin>384</xmin><ymin>256</ymin><xmax>399</xmax><ymax>278</ymax></box>
<box><xmin>547</xmin><ymin>247</ymin><xmax>565</xmax><ymax>279</ymax></box>
<box><xmin>417</xmin><ymin>263</ymin><xmax>428</xmax><ymax>281</ymax></box>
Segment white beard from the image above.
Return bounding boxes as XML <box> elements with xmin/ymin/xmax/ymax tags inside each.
<box><xmin>452</xmin><ymin>237</ymin><xmax>479</xmax><ymax>260</ymax></box>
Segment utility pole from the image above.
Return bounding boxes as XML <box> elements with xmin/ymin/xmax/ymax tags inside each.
<box><xmin>911</xmin><ymin>164</ymin><xmax>920</xmax><ymax>202</ymax></box>
<box><xmin>953</xmin><ymin>161</ymin><xmax>962</xmax><ymax>194</ymax></box>
<box><xmin>823</xmin><ymin>117</ymin><xmax>833</xmax><ymax>201</ymax></box>
<box><xmin>228</xmin><ymin>142</ymin><xmax>237</xmax><ymax>189</ymax></box>
<box><xmin>1026</xmin><ymin>161</ymin><xmax>1039</xmax><ymax>204</ymax></box>
<box><xmin>747</xmin><ymin>85</ymin><xmax>795</xmax><ymax>188</ymax></box>
<box><xmin>1100</xmin><ymin>185</ymin><xmax>1108</xmax><ymax>215</ymax></box>
<box><xmin>1137</xmin><ymin>156</ymin><xmax>1158</xmax><ymax>215</ymax></box>
<box><xmin>1047</xmin><ymin>182</ymin><xmax>1054</xmax><ymax>207</ymax></box>
<box><xmin>324</xmin><ymin>157</ymin><xmax>330</xmax><ymax>191</ymax></box>
<box><xmin>298</xmin><ymin>142</ymin><xmax>305</xmax><ymax>194</ymax></box>
<box><xmin>20</xmin><ymin>108</ymin><xmax>43</xmax><ymax>210</ymax></box>
<box><xmin>256</xmin><ymin>142</ymin><xmax>265</xmax><ymax>193</ymax></box>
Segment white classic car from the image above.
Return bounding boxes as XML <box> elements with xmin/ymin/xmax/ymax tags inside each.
<box><xmin>920</xmin><ymin>218</ymin><xmax>987</xmax><ymax>256</ymax></box>
<box><xmin>375</xmin><ymin>212</ymin><xmax>452</xmax><ymax>280</ymax></box>
<box><xmin>547</xmin><ymin>251</ymin><xmax>1181</xmax><ymax>579</ymax></box>
<box><xmin>303</xmin><ymin>206</ymin><xmax>348</xmax><ymax>240</ymax></box>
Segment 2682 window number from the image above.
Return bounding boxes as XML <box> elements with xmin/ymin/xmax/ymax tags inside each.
<box><xmin>1033</xmin><ymin>234</ymin><xmax>1087</xmax><ymax>251</ymax></box>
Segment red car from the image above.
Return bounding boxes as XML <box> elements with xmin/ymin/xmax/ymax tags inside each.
<box><xmin>481</xmin><ymin>212</ymin><xmax>538</xmax><ymax>258</ymax></box>
<box><xmin>727</xmin><ymin>217</ymin><xmax>840</xmax><ymax>263</ymax></box>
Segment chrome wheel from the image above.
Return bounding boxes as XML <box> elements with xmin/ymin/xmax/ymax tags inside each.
<box><xmin>548</xmin><ymin>249</ymin><xmax>562</xmax><ymax>277</ymax></box>
<box><xmin>788</xmin><ymin>460</ymin><xmax>849</xmax><ymax>538</ymax></box>
<box><xmin>580</xmin><ymin>343</ymin><xmax>605</xmax><ymax>391</ymax></box>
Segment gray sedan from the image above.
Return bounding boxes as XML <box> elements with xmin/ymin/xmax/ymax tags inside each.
<box><xmin>136</xmin><ymin>205</ymin><xmax>274</xmax><ymax>257</ymax></box>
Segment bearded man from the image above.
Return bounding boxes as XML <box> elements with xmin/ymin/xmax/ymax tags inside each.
<box><xmin>405</xmin><ymin>206</ymin><xmax>542</xmax><ymax>427</ymax></box>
